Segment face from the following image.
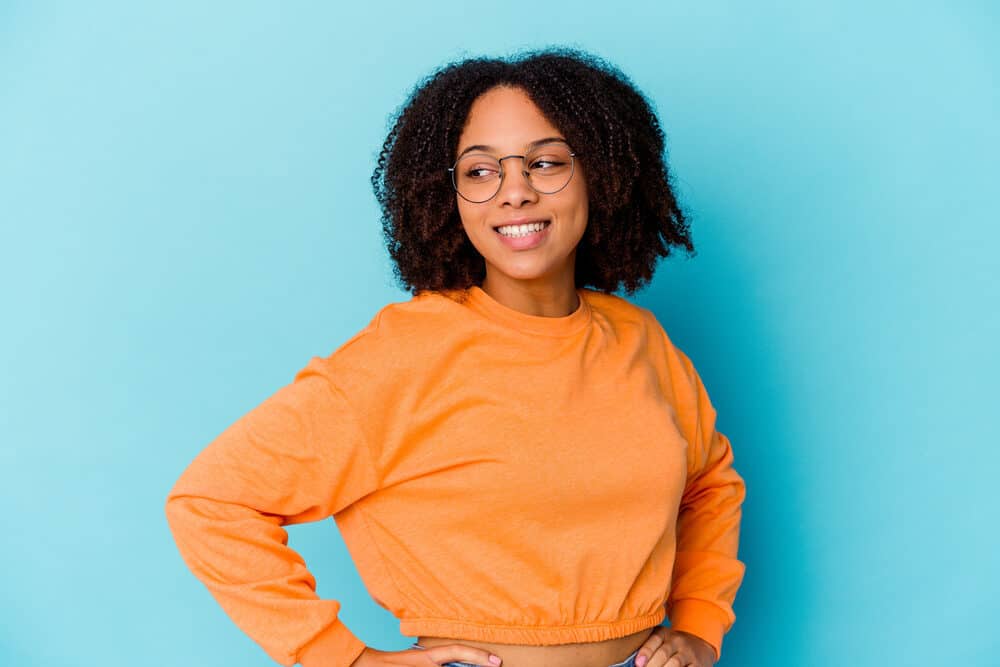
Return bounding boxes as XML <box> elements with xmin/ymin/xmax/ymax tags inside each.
<box><xmin>454</xmin><ymin>86</ymin><xmax>588</xmax><ymax>293</ymax></box>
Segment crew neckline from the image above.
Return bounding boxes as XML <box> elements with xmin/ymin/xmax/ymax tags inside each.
<box><xmin>464</xmin><ymin>285</ymin><xmax>593</xmax><ymax>337</ymax></box>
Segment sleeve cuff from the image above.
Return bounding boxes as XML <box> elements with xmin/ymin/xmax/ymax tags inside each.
<box><xmin>297</xmin><ymin>617</ymin><xmax>367</xmax><ymax>667</ymax></box>
<box><xmin>666</xmin><ymin>599</ymin><xmax>730</xmax><ymax>662</ymax></box>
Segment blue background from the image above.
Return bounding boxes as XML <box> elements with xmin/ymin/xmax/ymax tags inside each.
<box><xmin>1</xmin><ymin>1</ymin><xmax>997</xmax><ymax>665</ymax></box>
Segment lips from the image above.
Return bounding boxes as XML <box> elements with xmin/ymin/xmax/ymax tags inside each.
<box><xmin>492</xmin><ymin>219</ymin><xmax>552</xmax><ymax>250</ymax></box>
<box><xmin>492</xmin><ymin>217</ymin><xmax>550</xmax><ymax>230</ymax></box>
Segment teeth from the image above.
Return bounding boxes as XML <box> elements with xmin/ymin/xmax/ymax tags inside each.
<box><xmin>496</xmin><ymin>221</ymin><xmax>548</xmax><ymax>237</ymax></box>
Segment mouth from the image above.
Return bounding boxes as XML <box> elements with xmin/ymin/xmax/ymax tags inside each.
<box><xmin>492</xmin><ymin>219</ymin><xmax>551</xmax><ymax>237</ymax></box>
<box><xmin>491</xmin><ymin>219</ymin><xmax>552</xmax><ymax>250</ymax></box>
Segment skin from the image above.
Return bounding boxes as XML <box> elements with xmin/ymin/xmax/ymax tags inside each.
<box><xmin>632</xmin><ymin>627</ymin><xmax>717</xmax><ymax>667</ymax></box>
<box><xmin>454</xmin><ymin>85</ymin><xmax>588</xmax><ymax>318</ymax></box>
<box><xmin>353</xmin><ymin>86</ymin><xmax>718</xmax><ymax>667</ymax></box>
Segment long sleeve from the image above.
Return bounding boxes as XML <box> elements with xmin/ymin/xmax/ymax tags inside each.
<box><xmin>164</xmin><ymin>356</ymin><xmax>380</xmax><ymax>667</ymax></box>
<box><xmin>664</xmin><ymin>349</ymin><xmax>747</xmax><ymax>663</ymax></box>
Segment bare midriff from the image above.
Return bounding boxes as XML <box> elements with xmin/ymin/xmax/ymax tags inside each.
<box><xmin>416</xmin><ymin>626</ymin><xmax>657</xmax><ymax>667</ymax></box>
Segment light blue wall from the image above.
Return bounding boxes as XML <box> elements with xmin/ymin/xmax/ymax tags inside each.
<box><xmin>1</xmin><ymin>2</ymin><xmax>996</xmax><ymax>665</ymax></box>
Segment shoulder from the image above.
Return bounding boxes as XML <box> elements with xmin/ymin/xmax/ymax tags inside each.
<box><xmin>368</xmin><ymin>289</ymin><xmax>470</xmax><ymax>338</ymax></box>
<box><xmin>307</xmin><ymin>290</ymin><xmax>475</xmax><ymax>376</ymax></box>
<box><xmin>357</xmin><ymin>289</ymin><xmax>476</xmax><ymax>348</ymax></box>
<box><xmin>295</xmin><ymin>291</ymin><xmax>481</xmax><ymax>429</ymax></box>
<box><xmin>586</xmin><ymin>289</ymin><xmax>701</xmax><ymax>388</ymax></box>
<box><xmin>583</xmin><ymin>288</ymin><xmax>673</xmax><ymax>344</ymax></box>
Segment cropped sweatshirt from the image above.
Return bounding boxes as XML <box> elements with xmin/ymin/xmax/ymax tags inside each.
<box><xmin>164</xmin><ymin>285</ymin><xmax>746</xmax><ymax>667</ymax></box>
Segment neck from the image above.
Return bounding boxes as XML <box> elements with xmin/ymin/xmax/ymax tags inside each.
<box><xmin>479</xmin><ymin>274</ymin><xmax>579</xmax><ymax>318</ymax></box>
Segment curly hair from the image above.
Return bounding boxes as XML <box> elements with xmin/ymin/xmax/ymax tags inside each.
<box><xmin>371</xmin><ymin>47</ymin><xmax>695</xmax><ymax>300</ymax></box>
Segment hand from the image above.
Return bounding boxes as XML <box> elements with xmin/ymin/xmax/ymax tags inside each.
<box><xmin>350</xmin><ymin>644</ymin><xmax>503</xmax><ymax>667</ymax></box>
<box><xmin>633</xmin><ymin>627</ymin><xmax>716</xmax><ymax>667</ymax></box>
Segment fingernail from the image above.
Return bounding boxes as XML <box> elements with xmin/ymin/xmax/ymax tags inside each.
<box><xmin>489</xmin><ymin>655</ymin><xmax>502</xmax><ymax>665</ymax></box>
<box><xmin>635</xmin><ymin>655</ymin><xmax>647</xmax><ymax>667</ymax></box>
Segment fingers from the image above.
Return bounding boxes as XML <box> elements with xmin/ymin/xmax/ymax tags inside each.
<box><xmin>642</xmin><ymin>649</ymin><xmax>687</xmax><ymax>667</ymax></box>
<box><xmin>418</xmin><ymin>643</ymin><xmax>502</xmax><ymax>667</ymax></box>
<box><xmin>634</xmin><ymin>629</ymin><xmax>702</xmax><ymax>667</ymax></box>
<box><xmin>657</xmin><ymin>653</ymin><xmax>696</xmax><ymax>667</ymax></box>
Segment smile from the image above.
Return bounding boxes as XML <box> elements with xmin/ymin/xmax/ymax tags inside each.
<box><xmin>492</xmin><ymin>220</ymin><xmax>551</xmax><ymax>250</ymax></box>
<box><xmin>495</xmin><ymin>221</ymin><xmax>551</xmax><ymax>237</ymax></box>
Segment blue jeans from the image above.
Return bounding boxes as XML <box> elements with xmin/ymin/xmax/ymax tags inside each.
<box><xmin>409</xmin><ymin>642</ymin><xmax>640</xmax><ymax>667</ymax></box>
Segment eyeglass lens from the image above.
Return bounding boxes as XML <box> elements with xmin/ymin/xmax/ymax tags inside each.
<box><xmin>452</xmin><ymin>142</ymin><xmax>575</xmax><ymax>203</ymax></box>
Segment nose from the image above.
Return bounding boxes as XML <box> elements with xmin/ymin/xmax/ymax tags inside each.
<box><xmin>496</xmin><ymin>156</ymin><xmax>539</xmax><ymax>207</ymax></box>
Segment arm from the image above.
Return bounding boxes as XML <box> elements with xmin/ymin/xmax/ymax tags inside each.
<box><xmin>164</xmin><ymin>357</ymin><xmax>379</xmax><ymax>667</ymax></box>
<box><xmin>665</xmin><ymin>349</ymin><xmax>747</xmax><ymax>663</ymax></box>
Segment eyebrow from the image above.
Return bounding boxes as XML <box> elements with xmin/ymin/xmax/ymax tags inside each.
<box><xmin>455</xmin><ymin>136</ymin><xmax>567</xmax><ymax>160</ymax></box>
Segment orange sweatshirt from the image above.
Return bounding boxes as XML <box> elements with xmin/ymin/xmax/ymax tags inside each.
<box><xmin>164</xmin><ymin>285</ymin><xmax>746</xmax><ymax>667</ymax></box>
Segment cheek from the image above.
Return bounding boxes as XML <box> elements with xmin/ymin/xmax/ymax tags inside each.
<box><xmin>456</xmin><ymin>199</ymin><xmax>476</xmax><ymax>230</ymax></box>
<box><xmin>561</xmin><ymin>183</ymin><xmax>589</xmax><ymax>221</ymax></box>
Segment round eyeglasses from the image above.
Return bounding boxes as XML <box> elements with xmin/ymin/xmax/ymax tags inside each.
<box><xmin>447</xmin><ymin>140</ymin><xmax>579</xmax><ymax>203</ymax></box>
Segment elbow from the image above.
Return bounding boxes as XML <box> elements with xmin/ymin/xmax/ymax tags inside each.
<box><xmin>163</xmin><ymin>483</ymin><xmax>194</xmax><ymax>535</ymax></box>
<box><xmin>163</xmin><ymin>489</ymin><xmax>183</xmax><ymax>533</ymax></box>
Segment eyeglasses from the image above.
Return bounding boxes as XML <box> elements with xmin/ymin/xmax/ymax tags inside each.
<box><xmin>447</xmin><ymin>140</ymin><xmax>579</xmax><ymax>203</ymax></box>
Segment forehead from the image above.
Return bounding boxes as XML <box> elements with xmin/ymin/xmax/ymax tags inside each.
<box><xmin>458</xmin><ymin>86</ymin><xmax>563</xmax><ymax>151</ymax></box>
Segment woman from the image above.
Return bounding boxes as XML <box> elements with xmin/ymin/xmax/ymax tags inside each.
<box><xmin>165</xmin><ymin>48</ymin><xmax>746</xmax><ymax>667</ymax></box>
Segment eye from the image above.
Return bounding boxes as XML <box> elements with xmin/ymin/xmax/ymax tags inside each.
<box><xmin>465</xmin><ymin>165</ymin><xmax>499</xmax><ymax>179</ymax></box>
<box><xmin>456</xmin><ymin>154</ymin><xmax>501</xmax><ymax>181</ymax></box>
<box><xmin>528</xmin><ymin>152</ymin><xmax>569</xmax><ymax>170</ymax></box>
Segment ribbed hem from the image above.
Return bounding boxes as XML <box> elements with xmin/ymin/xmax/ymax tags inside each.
<box><xmin>665</xmin><ymin>599</ymin><xmax>730</xmax><ymax>662</ymax></box>
<box><xmin>297</xmin><ymin>618</ymin><xmax>367</xmax><ymax>667</ymax></box>
<box><xmin>400</xmin><ymin>607</ymin><xmax>665</xmax><ymax>645</ymax></box>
